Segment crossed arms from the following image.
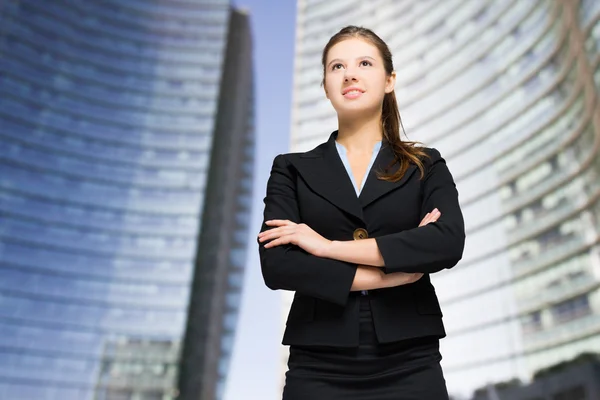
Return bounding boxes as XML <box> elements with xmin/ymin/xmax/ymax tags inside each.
<box><xmin>257</xmin><ymin>150</ymin><xmax>465</xmax><ymax>306</ymax></box>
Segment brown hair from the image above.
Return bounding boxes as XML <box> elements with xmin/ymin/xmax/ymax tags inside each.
<box><xmin>321</xmin><ymin>25</ymin><xmax>429</xmax><ymax>181</ymax></box>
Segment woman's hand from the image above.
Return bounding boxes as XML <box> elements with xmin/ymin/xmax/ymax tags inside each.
<box><xmin>258</xmin><ymin>219</ymin><xmax>331</xmax><ymax>257</ymax></box>
<box><xmin>419</xmin><ymin>208</ymin><xmax>441</xmax><ymax>227</ymax></box>
<box><xmin>351</xmin><ymin>266</ymin><xmax>423</xmax><ymax>291</ymax></box>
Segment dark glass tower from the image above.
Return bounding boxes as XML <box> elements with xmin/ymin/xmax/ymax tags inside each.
<box><xmin>0</xmin><ymin>1</ymin><xmax>254</xmax><ymax>399</ymax></box>
<box><xmin>177</xmin><ymin>7</ymin><xmax>255</xmax><ymax>400</ymax></box>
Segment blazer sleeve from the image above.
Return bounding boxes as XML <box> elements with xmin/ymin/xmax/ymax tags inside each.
<box><xmin>374</xmin><ymin>148</ymin><xmax>466</xmax><ymax>274</ymax></box>
<box><xmin>258</xmin><ymin>154</ymin><xmax>357</xmax><ymax>306</ymax></box>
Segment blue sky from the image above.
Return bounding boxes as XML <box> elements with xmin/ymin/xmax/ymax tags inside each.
<box><xmin>224</xmin><ymin>1</ymin><xmax>297</xmax><ymax>399</ymax></box>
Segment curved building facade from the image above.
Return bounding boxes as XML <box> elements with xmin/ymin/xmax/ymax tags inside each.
<box><xmin>288</xmin><ymin>0</ymin><xmax>600</xmax><ymax>397</ymax></box>
<box><xmin>0</xmin><ymin>1</ymin><xmax>254</xmax><ymax>399</ymax></box>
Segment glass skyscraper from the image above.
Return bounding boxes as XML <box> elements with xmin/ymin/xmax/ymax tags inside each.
<box><xmin>0</xmin><ymin>1</ymin><xmax>254</xmax><ymax>399</ymax></box>
<box><xmin>287</xmin><ymin>0</ymin><xmax>600</xmax><ymax>397</ymax></box>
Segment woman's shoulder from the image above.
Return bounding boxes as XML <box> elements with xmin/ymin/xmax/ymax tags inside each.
<box><xmin>412</xmin><ymin>146</ymin><xmax>443</xmax><ymax>164</ymax></box>
<box><xmin>272</xmin><ymin>141</ymin><xmax>328</xmax><ymax>164</ymax></box>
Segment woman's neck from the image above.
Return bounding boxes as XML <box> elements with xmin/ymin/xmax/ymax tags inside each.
<box><xmin>336</xmin><ymin>114</ymin><xmax>383</xmax><ymax>153</ymax></box>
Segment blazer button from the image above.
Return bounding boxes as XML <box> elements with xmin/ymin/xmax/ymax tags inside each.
<box><xmin>353</xmin><ymin>228</ymin><xmax>368</xmax><ymax>240</ymax></box>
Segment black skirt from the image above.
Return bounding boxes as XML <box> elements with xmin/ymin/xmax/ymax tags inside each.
<box><xmin>283</xmin><ymin>295</ymin><xmax>450</xmax><ymax>400</ymax></box>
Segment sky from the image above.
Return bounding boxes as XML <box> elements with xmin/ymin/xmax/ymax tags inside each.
<box><xmin>224</xmin><ymin>1</ymin><xmax>297</xmax><ymax>399</ymax></box>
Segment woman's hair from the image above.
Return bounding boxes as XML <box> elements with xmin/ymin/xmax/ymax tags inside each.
<box><xmin>321</xmin><ymin>25</ymin><xmax>429</xmax><ymax>181</ymax></box>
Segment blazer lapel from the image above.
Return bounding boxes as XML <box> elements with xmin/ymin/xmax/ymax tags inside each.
<box><xmin>359</xmin><ymin>143</ymin><xmax>417</xmax><ymax>208</ymax></box>
<box><xmin>288</xmin><ymin>132</ymin><xmax>365</xmax><ymax>222</ymax></box>
<box><xmin>287</xmin><ymin>131</ymin><xmax>418</xmax><ymax>222</ymax></box>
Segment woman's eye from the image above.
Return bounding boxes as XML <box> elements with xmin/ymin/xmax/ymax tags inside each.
<box><xmin>360</xmin><ymin>60</ymin><xmax>372</xmax><ymax>66</ymax></box>
<box><xmin>332</xmin><ymin>63</ymin><xmax>343</xmax><ymax>70</ymax></box>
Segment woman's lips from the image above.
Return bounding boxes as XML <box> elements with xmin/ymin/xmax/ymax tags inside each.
<box><xmin>343</xmin><ymin>90</ymin><xmax>363</xmax><ymax>99</ymax></box>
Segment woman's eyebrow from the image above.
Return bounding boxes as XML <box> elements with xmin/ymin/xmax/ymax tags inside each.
<box><xmin>327</xmin><ymin>56</ymin><xmax>376</xmax><ymax>68</ymax></box>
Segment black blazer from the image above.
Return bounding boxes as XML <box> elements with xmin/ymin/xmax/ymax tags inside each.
<box><xmin>258</xmin><ymin>131</ymin><xmax>466</xmax><ymax>347</ymax></box>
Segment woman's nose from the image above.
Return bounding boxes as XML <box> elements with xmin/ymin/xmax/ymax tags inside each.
<box><xmin>343</xmin><ymin>66</ymin><xmax>359</xmax><ymax>81</ymax></box>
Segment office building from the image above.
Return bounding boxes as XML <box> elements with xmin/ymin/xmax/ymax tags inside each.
<box><xmin>0</xmin><ymin>1</ymin><xmax>254</xmax><ymax>399</ymax></box>
<box><xmin>287</xmin><ymin>0</ymin><xmax>600</xmax><ymax>397</ymax></box>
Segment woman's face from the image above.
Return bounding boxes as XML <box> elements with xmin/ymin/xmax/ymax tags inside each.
<box><xmin>323</xmin><ymin>38</ymin><xmax>395</xmax><ymax>118</ymax></box>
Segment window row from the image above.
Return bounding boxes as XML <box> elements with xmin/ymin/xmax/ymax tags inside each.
<box><xmin>0</xmin><ymin>190</ymin><xmax>198</xmax><ymax>236</ymax></box>
<box><xmin>0</xmin><ymin>295</ymin><xmax>187</xmax><ymax>334</ymax></box>
<box><xmin>4</xmin><ymin>31</ymin><xmax>222</xmax><ymax>82</ymax></box>
<box><xmin>0</xmin><ymin>141</ymin><xmax>208</xmax><ymax>189</ymax></box>
<box><xmin>1</xmin><ymin>50</ymin><xmax>221</xmax><ymax>96</ymax></box>
<box><xmin>0</xmin><ymin>164</ymin><xmax>205</xmax><ymax>213</ymax></box>
<box><xmin>1</xmin><ymin>120</ymin><xmax>213</xmax><ymax>159</ymax></box>
<box><xmin>1</xmin><ymin>87</ymin><xmax>215</xmax><ymax>131</ymax></box>
<box><xmin>1</xmin><ymin>71</ymin><xmax>219</xmax><ymax>115</ymax></box>
<box><xmin>25</xmin><ymin>1</ymin><xmax>228</xmax><ymax>50</ymax></box>
<box><xmin>0</xmin><ymin>217</ymin><xmax>198</xmax><ymax>259</ymax></box>
<box><xmin>1</xmin><ymin>117</ymin><xmax>212</xmax><ymax>159</ymax></box>
<box><xmin>0</xmin><ymin>268</ymin><xmax>190</xmax><ymax>308</ymax></box>
<box><xmin>0</xmin><ymin>249</ymin><xmax>193</xmax><ymax>286</ymax></box>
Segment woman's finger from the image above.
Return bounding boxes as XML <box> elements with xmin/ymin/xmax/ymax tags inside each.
<box><xmin>265</xmin><ymin>219</ymin><xmax>295</xmax><ymax>226</ymax></box>
<box><xmin>264</xmin><ymin>234</ymin><xmax>293</xmax><ymax>248</ymax></box>
<box><xmin>419</xmin><ymin>213</ymin><xmax>434</xmax><ymax>227</ymax></box>
<box><xmin>259</xmin><ymin>227</ymin><xmax>279</xmax><ymax>240</ymax></box>
<box><xmin>259</xmin><ymin>228</ymin><xmax>281</xmax><ymax>241</ymax></box>
<box><xmin>259</xmin><ymin>226</ymin><xmax>295</xmax><ymax>242</ymax></box>
<box><xmin>420</xmin><ymin>209</ymin><xmax>441</xmax><ymax>226</ymax></box>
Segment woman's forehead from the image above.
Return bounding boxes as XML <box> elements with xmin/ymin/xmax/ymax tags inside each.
<box><xmin>327</xmin><ymin>38</ymin><xmax>380</xmax><ymax>60</ymax></box>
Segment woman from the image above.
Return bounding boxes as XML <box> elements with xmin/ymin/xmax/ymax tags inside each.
<box><xmin>257</xmin><ymin>26</ymin><xmax>465</xmax><ymax>400</ymax></box>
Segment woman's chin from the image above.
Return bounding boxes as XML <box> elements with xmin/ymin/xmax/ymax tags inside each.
<box><xmin>335</xmin><ymin>103</ymin><xmax>379</xmax><ymax>118</ymax></box>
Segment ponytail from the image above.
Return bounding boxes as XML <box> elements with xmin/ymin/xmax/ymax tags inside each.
<box><xmin>380</xmin><ymin>91</ymin><xmax>429</xmax><ymax>181</ymax></box>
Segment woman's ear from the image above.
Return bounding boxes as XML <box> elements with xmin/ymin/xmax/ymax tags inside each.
<box><xmin>385</xmin><ymin>71</ymin><xmax>396</xmax><ymax>94</ymax></box>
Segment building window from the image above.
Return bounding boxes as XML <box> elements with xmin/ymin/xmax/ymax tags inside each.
<box><xmin>140</xmin><ymin>391</ymin><xmax>164</xmax><ymax>400</ymax></box>
<box><xmin>102</xmin><ymin>389</ymin><xmax>132</xmax><ymax>400</ymax></box>
<box><xmin>522</xmin><ymin>311</ymin><xmax>543</xmax><ymax>334</ymax></box>
<box><xmin>551</xmin><ymin>295</ymin><xmax>591</xmax><ymax>324</ymax></box>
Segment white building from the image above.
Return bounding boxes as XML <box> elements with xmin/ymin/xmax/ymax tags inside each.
<box><xmin>283</xmin><ymin>0</ymin><xmax>600</xmax><ymax>398</ymax></box>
